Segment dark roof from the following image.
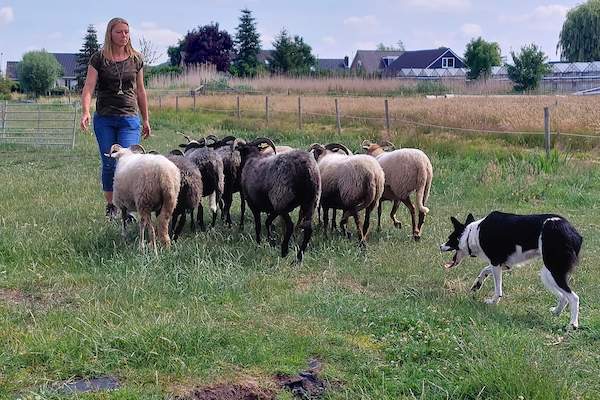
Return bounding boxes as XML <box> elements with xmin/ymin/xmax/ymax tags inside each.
<box><xmin>6</xmin><ymin>61</ymin><xmax>19</xmax><ymax>80</ymax></box>
<box><xmin>386</xmin><ymin>48</ymin><xmax>462</xmax><ymax>71</ymax></box>
<box><xmin>317</xmin><ymin>58</ymin><xmax>347</xmax><ymax>71</ymax></box>
<box><xmin>52</xmin><ymin>53</ymin><xmax>78</xmax><ymax>77</ymax></box>
<box><xmin>350</xmin><ymin>50</ymin><xmax>404</xmax><ymax>73</ymax></box>
<box><xmin>257</xmin><ymin>50</ymin><xmax>275</xmax><ymax>64</ymax></box>
<box><xmin>5</xmin><ymin>53</ymin><xmax>78</xmax><ymax>81</ymax></box>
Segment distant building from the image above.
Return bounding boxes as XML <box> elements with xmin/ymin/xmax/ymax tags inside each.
<box><xmin>384</xmin><ymin>48</ymin><xmax>466</xmax><ymax>76</ymax></box>
<box><xmin>349</xmin><ymin>50</ymin><xmax>404</xmax><ymax>74</ymax></box>
<box><xmin>316</xmin><ymin>56</ymin><xmax>350</xmax><ymax>73</ymax></box>
<box><xmin>5</xmin><ymin>52</ymin><xmax>79</xmax><ymax>90</ymax></box>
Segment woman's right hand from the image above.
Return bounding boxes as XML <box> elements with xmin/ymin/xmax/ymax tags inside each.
<box><xmin>80</xmin><ymin>112</ymin><xmax>91</xmax><ymax>132</ymax></box>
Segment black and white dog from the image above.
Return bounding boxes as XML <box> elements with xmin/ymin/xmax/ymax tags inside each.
<box><xmin>440</xmin><ymin>211</ymin><xmax>583</xmax><ymax>328</ymax></box>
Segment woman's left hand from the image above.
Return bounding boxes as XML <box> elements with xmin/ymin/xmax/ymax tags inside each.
<box><xmin>142</xmin><ymin>120</ymin><xmax>152</xmax><ymax>139</ymax></box>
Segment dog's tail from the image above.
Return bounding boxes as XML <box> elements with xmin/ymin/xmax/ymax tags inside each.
<box><xmin>541</xmin><ymin>217</ymin><xmax>583</xmax><ymax>276</ymax></box>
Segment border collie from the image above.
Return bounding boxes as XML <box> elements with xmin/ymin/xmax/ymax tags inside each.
<box><xmin>440</xmin><ymin>211</ymin><xmax>583</xmax><ymax>328</ymax></box>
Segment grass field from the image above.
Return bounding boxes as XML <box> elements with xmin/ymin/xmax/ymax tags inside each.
<box><xmin>1</xmin><ymin>108</ymin><xmax>599</xmax><ymax>399</ymax></box>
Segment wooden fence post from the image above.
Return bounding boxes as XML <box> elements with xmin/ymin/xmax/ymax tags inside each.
<box><xmin>237</xmin><ymin>96</ymin><xmax>241</xmax><ymax>119</ymax></box>
<box><xmin>335</xmin><ymin>98</ymin><xmax>341</xmax><ymax>134</ymax></box>
<box><xmin>265</xmin><ymin>96</ymin><xmax>269</xmax><ymax>126</ymax></box>
<box><xmin>158</xmin><ymin>96</ymin><xmax>162</xmax><ymax>110</ymax></box>
<box><xmin>193</xmin><ymin>91</ymin><xmax>196</xmax><ymax>111</ymax></box>
<box><xmin>384</xmin><ymin>99</ymin><xmax>390</xmax><ymax>134</ymax></box>
<box><xmin>176</xmin><ymin>96</ymin><xmax>179</xmax><ymax>113</ymax></box>
<box><xmin>544</xmin><ymin>107</ymin><xmax>551</xmax><ymax>157</ymax></box>
<box><xmin>298</xmin><ymin>96</ymin><xmax>303</xmax><ymax>130</ymax></box>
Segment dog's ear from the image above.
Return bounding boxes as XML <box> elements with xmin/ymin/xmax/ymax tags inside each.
<box><xmin>450</xmin><ymin>216</ymin><xmax>462</xmax><ymax>230</ymax></box>
<box><xmin>465</xmin><ymin>213</ymin><xmax>475</xmax><ymax>225</ymax></box>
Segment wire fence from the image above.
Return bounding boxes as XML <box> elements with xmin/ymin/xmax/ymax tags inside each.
<box><xmin>0</xmin><ymin>101</ymin><xmax>79</xmax><ymax>149</ymax></box>
<box><xmin>148</xmin><ymin>93</ymin><xmax>600</xmax><ymax>144</ymax></box>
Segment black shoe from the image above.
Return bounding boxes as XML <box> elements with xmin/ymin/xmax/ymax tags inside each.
<box><xmin>105</xmin><ymin>203</ymin><xmax>118</xmax><ymax>220</ymax></box>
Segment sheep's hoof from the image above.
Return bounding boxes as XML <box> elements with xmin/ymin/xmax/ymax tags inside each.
<box><xmin>268</xmin><ymin>237</ymin><xmax>278</xmax><ymax>247</ymax></box>
<box><xmin>345</xmin><ymin>232</ymin><xmax>352</xmax><ymax>240</ymax></box>
<box><xmin>394</xmin><ymin>221</ymin><xmax>402</xmax><ymax>229</ymax></box>
<box><xmin>413</xmin><ymin>234</ymin><xmax>421</xmax><ymax>242</ymax></box>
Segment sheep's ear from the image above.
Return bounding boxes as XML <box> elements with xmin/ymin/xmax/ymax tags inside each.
<box><xmin>129</xmin><ymin>144</ymin><xmax>146</xmax><ymax>154</ymax></box>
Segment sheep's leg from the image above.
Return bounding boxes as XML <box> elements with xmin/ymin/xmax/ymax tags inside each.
<box><xmin>212</xmin><ymin>191</ymin><xmax>222</xmax><ymax>228</ymax></box>
<box><xmin>239</xmin><ymin>191</ymin><xmax>246</xmax><ymax>231</ymax></box>
<box><xmin>222</xmin><ymin>191</ymin><xmax>233</xmax><ymax>226</ymax></box>
<box><xmin>417</xmin><ymin>210</ymin><xmax>426</xmax><ymax>239</ymax></box>
<box><xmin>156</xmin><ymin>207</ymin><xmax>172</xmax><ymax>249</ymax></box>
<box><xmin>390</xmin><ymin>200</ymin><xmax>402</xmax><ymax>229</ymax></box>
<box><xmin>169</xmin><ymin>212</ymin><xmax>177</xmax><ymax>238</ymax></box>
<box><xmin>173</xmin><ymin>212</ymin><xmax>186</xmax><ymax>241</ymax></box>
<box><xmin>190</xmin><ymin>208</ymin><xmax>195</xmax><ymax>233</ymax></box>
<box><xmin>353</xmin><ymin>212</ymin><xmax>366</xmax><ymax>247</ymax></box>
<box><xmin>139</xmin><ymin>211</ymin><xmax>152</xmax><ymax>252</ymax></box>
<box><xmin>265</xmin><ymin>213</ymin><xmax>278</xmax><ymax>245</ymax></box>
<box><xmin>251</xmin><ymin>208</ymin><xmax>262</xmax><ymax>243</ymax></box>
<box><xmin>363</xmin><ymin>200</ymin><xmax>377</xmax><ymax>239</ymax></box>
<box><xmin>317</xmin><ymin>206</ymin><xmax>322</xmax><ymax>226</ymax></box>
<box><xmin>120</xmin><ymin>207</ymin><xmax>129</xmax><ymax>238</ymax></box>
<box><xmin>377</xmin><ymin>200</ymin><xmax>383</xmax><ymax>230</ymax></box>
<box><xmin>323</xmin><ymin>207</ymin><xmax>330</xmax><ymax>236</ymax></box>
<box><xmin>297</xmin><ymin>211</ymin><xmax>313</xmax><ymax>263</ymax></box>
<box><xmin>197</xmin><ymin>203</ymin><xmax>206</xmax><ymax>232</ymax></box>
<box><xmin>294</xmin><ymin>208</ymin><xmax>304</xmax><ymax>235</ymax></box>
<box><xmin>331</xmin><ymin>209</ymin><xmax>338</xmax><ymax>230</ymax></box>
<box><xmin>340</xmin><ymin>210</ymin><xmax>353</xmax><ymax>239</ymax></box>
<box><xmin>401</xmin><ymin>198</ymin><xmax>418</xmax><ymax>239</ymax></box>
<box><xmin>148</xmin><ymin>222</ymin><xmax>158</xmax><ymax>256</ymax></box>
<box><xmin>280</xmin><ymin>213</ymin><xmax>294</xmax><ymax>258</ymax></box>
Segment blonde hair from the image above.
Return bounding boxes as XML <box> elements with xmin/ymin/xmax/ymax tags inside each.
<box><xmin>102</xmin><ymin>17</ymin><xmax>140</xmax><ymax>61</ymax></box>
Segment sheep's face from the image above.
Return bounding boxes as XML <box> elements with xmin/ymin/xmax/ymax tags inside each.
<box><xmin>363</xmin><ymin>143</ymin><xmax>384</xmax><ymax>156</ymax></box>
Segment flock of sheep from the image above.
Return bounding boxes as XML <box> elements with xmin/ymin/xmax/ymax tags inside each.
<box><xmin>107</xmin><ymin>134</ymin><xmax>433</xmax><ymax>260</ymax></box>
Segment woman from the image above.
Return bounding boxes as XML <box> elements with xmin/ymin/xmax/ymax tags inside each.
<box><xmin>80</xmin><ymin>17</ymin><xmax>151</xmax><ymax>218</ymax></box>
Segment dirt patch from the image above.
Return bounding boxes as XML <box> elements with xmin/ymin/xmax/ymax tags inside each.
<box><xmin>176</xmin><ymin>359</ymin><xmax>328</xmax><ymax>400</ymax></box>
<box><xmin>177</xmin><ymin>379</ymin><xmax>276</xmax><ymax>400</ymax></box>
<box><xmin>274</xmin><ymin>359</ymin><xmax>327</xmax><ymax>399</ymax></box>
<box><xmin>0</xmin><ymin>287</ymin><xmax>74</xmax><ymax>310</ymax></box>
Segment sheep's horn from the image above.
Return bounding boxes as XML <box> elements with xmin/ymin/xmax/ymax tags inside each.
<box><xmin>169</xmin><ymin>149</ymin><xmax>184</xmax><ymax>156</ymax></box>
<box><xmin>325</xmin><ymin>143</ymin><xmax>351</xmax><ymax>155</ymax></box>
<box><xmin>379</xmin><ymin>140</ymin><xmax>395</xmax><ymax>150</ymax></box>
<box><xmin>177</xmin><ymin>131</ymin><xmax>192</xmax><ymax>143</ymax></box>
<box><xmin>204</xmin><ymin>135</ymin><xmax>218</xmax><ymax>146</ymax></box>
<box><xmin>251</xmin><ymin>137</ymin><xmax>276</xmax><ymax>154</ymax></box>
<box><xmin>109</xmin><ymin>144</ymin><xmax>123</xmax><ymax>154</ymax></box>
<box><xmin>183</xmin><ymin>141</ymin><xmax>203</xmax><ymax>152</ymax></box>
<box><xmin>361</xmin><ymin>139</ymin><xmax>372</xmax><ymax>148</ymax></box>
<box><xmin>147</xmin><ymin>150</ymin><xmax>159</xmax><ymax>155</ymax></box>
<box><xmin>129</xmin><ymin>144</ymin><xmax>146</xmax><ymax>154</ymax></box>
<box><xmin>308</xmin><ymin>143</ymin><xmax>324</xmax><ymax>152</ymax></box>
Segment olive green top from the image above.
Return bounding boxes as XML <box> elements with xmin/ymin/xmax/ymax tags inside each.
<box><xmin>89</xmin><ymin>51</ymin><xmax>144</xmax><ymax>116</ymax></box>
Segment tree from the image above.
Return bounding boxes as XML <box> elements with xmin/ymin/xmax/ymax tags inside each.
<box><xmin>558</xmin><ymin>0</ymin><xmax>600</xmax><ymax>62</ymax></box>
<box><xmin>231</xmin><ymin>8</ymin><xmax>261</xmax><ymax>77</ymax></box>
<box><xmin>270</xmin><ymin>29</ymin><xmax>316</xmax><ymax>74</ymax></box>
<box><xmin>167</xmin><ymin>44</ymin><xmax>182</xmax><ymax>66</ymax></box>
<box><xmin>376</xmin><ymin>41</ymin><xmax>405</xmax><ymax>51</ymax></box>
<box><xmin>0</xmin><ymin>76</ymin><xmax>12</xmax><ymax>100</ymax></box>
<box><xmin>75</xmin><ymin>25</ymin><xmax>100</xmax><ymax>90</ymax></box>
<box><xmin>464</xmin><ymin>37</ymin><xmax>502</xmax><ymax>80</ymax></box>
<box><xmin>506</xmin><ymin>44</ymin><xmax>551</xmax><ymax>92</ymax></box>
<box><xmin>138</xmin><ymin>37</ymin><xmax>161</xmax><ymax>66</ymax></box>
<box><xmin>18</xmin><ymin>50</ymin><xmax>62</xmax><ymax>97</ymax></box>
<box><xmin>181</xmin><ymin>23</ymin><xmax>234</xmax><ymax>71</ymax></box>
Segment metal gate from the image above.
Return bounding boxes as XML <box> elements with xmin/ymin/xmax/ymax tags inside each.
<box><xmin>0</xmin><ymin>101</ymin><xmax>78</xmax><ymax>149</ymax></box>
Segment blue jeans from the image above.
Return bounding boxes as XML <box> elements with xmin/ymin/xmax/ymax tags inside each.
<box><xmin>93</xmin><ymin>113</ymin><xmax>141</xmax><ymax>192</ymax></box>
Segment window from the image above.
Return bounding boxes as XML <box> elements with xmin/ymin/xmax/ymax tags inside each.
<box><xmin>442</xmin><ymin>57</ymin><xmax>455</xmax><ymax>68</ymax></box>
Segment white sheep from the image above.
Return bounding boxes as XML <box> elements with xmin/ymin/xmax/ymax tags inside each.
<box><xmin>107</xmin><ymin>144</ymin><xmax>181</xmax><ymax>253</ymax></box>
<box><xmin>310</xmin><ymin>143</ymin><xmax>384</xmax><ymax>245</ymax></box>
<box><xmin>362</xmin><ymin>140</ymin><xmax>433</xmax><ymax>240</ymax></box>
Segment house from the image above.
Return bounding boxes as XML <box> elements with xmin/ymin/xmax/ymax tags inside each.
<box><xmin>5</xmin><ymin>52</ymin><xmax>79</xmax><ymax>90</ymax></box>
<box><xmin>257</xmin><ymin>50</ymin><xmax>275</xmax><ymax>67</ymax></box>
<box><xmin>384</xmin><ymin>48</ymin><xmax>465</xmax><ymax>76</ymax></box>
<box><xmin>349</xmin><ymin>50</ymin><xmax>404</xmax><ymax>74</ymax></box>
<box><xmin>316</xmin><ymin>56</ymin><xmax>350</xmax><ymax>72</ymax></box>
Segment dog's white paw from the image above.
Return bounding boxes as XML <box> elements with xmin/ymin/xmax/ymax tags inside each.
<box><xmin>568</xmin><ymin>322</ymin><xmax>579</xmax><ymax>330</ymax></box>
<box><xmin>484</xmin><ymin>297</ymin><xmax>500</xmax><ymax>305</ymax></box>
<box><xmin>551</xmin><ymin>306</ymin><xmax>563</xmax><ymax>316</ymax></box>
<box><xmin>470</xmin><ymin>280</ymin><xmax>483</xmax><ymax>292</ymax></box>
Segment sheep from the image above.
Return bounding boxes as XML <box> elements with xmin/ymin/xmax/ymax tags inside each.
<box><xmin>309</xmin><ymin>143</ymin><xmax>384</xmax><ymax>245</ymax></box>
<box><xmin>107</xmin><ymin>144</ymin><xmax>180</xmax><ymax>253</ymax></box>
<box><xmin>362</xmin><ymin>140</ymin><xmax>433</xmax><ymax>240</ymax></box>
<box><xmin>237</xmin><ymin>138</ymin><xmax>321</xmax><ymax>262</ymax></box>
<box><xmin>164</xmin><ymin>150</ymin><xmax>203</xmax><ymax>240</ymax></box>
<box><xmin>179</xmin><ymin>135</ymin><xmax>225</xmax><ymax>231</ymax></box>
<box><xmin>206</xmin><ymin>135</ymin><xmax>246</xmax><ymax>228</ymax></box>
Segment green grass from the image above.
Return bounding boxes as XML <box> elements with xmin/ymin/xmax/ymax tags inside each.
<box><xmin>1</xmin><ymin>109</ymin><xmax>599</xmax><ymax>399</ymax></box>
